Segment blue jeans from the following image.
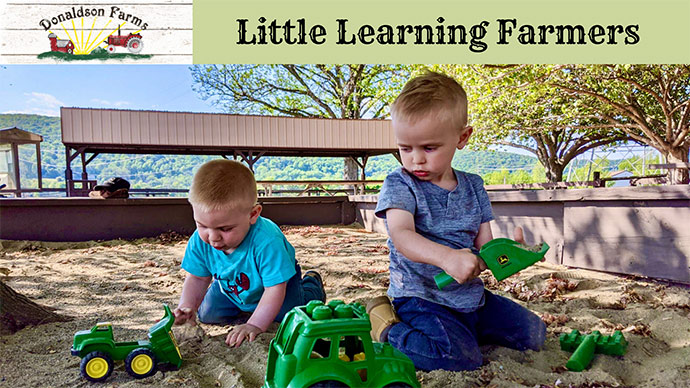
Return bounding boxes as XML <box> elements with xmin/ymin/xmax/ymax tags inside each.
<box><xmin>197</xmin><ymin>265</ymin><xmax>325</xmax><ymax>324</ymax></box>
<box><xmin>388</xmin><ymin>290</ymin><xmax>546</xmax><ymax>371</ymax></box>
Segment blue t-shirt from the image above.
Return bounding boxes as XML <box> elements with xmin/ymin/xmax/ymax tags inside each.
<box><xmin>375</xmin><ymin>167</ymin><xmax>495</xmax><ymax>311</ymax></box>
<box><xmin>181</xmin><ymin>216</ymin><xmax>296</xmax><ymax>312</ymax></box>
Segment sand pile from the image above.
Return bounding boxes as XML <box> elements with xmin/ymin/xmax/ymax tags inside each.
<box><xmin>1</xmin><ymin>225</ymin><xmax>689</xmax><ymax>388</ymax></box>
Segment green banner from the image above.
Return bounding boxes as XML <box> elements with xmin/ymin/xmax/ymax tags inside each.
<box><xmin>194</xmin><ymin>0</ymin><xmax>690</xmax><ymax>63</ymax></box>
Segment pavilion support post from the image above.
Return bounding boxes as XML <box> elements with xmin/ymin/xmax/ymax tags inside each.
<box><xmin>350</xmin><ymin>156</ymin><xmax>369</xmax><ymax>195</ymax></box>
<box><xmin>392</xmin><ymin>151</ymin><xmax>402</xmax><ymax>165</ymax></box>
<box><xmin>80</xmin><ymin>152</ymin><xmax>88</xmax><ymax>180</ymax></box>
<box><xmin>36</xmin><ymin>143</ymin><xmax>42</xmax><ymax>190</ymax></box>
<box><xmin>237</xmin><ymin>151</ymin><xmax>265</xmax><ymax>172</ymax></box>
<box><xmin>65</xmin><ymin>147</ymin><xmax>87</xmax><ymax>197</ymax></box>
<box><xmin>84</xmin><ymin>153</ymin><xmax>99</xmax><ymax>167</ymax></box>
<box><xmin>65</xmin><ymin>147</ymin><xmax>73</xmax><ymax>183</ymax></box>
<box><xmin>11</xmin><ymin>143</ymin><xmax>20</xmax><ymax>197</ymax></box>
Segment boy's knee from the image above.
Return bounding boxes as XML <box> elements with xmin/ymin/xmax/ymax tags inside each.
<box><xmin>442</xmin><ymin>347</ymin><xmax>483</xmax><ymax>371</ymax></box>
<box><xmin>514</xmin><ymin>313</ymin><xmax>546</xmax><ymax>351</ymax></box>
<box><xmin>409</xmin><ymin>346</ymin><xmax>483</xmax><ymax>372</ymax></box>
<box><xmin>525</xmin><ymin>317</ymin><xmax>547</xmax><ymax>351</ymax></box>
<box><xmin>196</xmin><ymin>302</ymin><xmax>228</xmax><ymax>325</ymax></box>
<box><xmin>388</xmin><ymin>328</ymin><xmax>483</xmax><ymax>372</ymax></box>
<box><xmin>196</xmin><ymin>304</ymin><xmax>216</xmax><ymax>324</ymax></box>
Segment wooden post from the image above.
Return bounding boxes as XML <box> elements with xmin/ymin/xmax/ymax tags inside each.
<box><xmin>36</xmin><ymin>143</ymin><xmax>42</xmax><ymax>190</ymax></box>
<box><xmin>11</xmin><ymin>143</ymin><xmax>20</xmax><ymax>197</ymax></box>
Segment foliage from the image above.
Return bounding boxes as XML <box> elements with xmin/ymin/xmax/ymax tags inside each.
<box><xmin>433</xmin><ymin>64</ymin><xmax>629</xmax><ymax>182</ymax></box>
<box><xmin>190</xmin><ymin>64</ymin><xmax>410</xmax><ymax>119</ymax></box>
<box><xmin>551</xmin><ymin>65</ymin><xmax>690</xmax><ymax>184</ymax></box>
<box><xmin>190</xmin><ymin>64</ymin><xmax>413</xmax><ymax>180</ymax></box>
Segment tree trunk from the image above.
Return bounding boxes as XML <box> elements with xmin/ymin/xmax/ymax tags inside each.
<box><xmin>543</xmin><ymin>159</ymin><xmax>565</xmax><ymax>183</ymax></box>
<box><xmin>343</xmin><ymin>157</ymin><xmax>359</xmax><ymax>180</ymax></box>
<box><xmin>665</xmin><ymin>146</ymin><xmax>690</xmax><ymax>185</ymax></box>
<box><xmin>0</xmin><ymin>278</ymin><xmax>70</xmax><ymax>335</ymax></box>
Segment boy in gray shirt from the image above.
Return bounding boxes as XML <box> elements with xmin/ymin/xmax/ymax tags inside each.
<box><xmin>369</xmin><ymin>71</ymin><xmax>545</xmax><ymax>371</ymax></box>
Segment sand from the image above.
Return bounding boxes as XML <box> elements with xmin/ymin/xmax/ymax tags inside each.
<box><xmin>1</xmin><ymin>224</ymin><xmax>689</xmax><ymax>388</ymax></box>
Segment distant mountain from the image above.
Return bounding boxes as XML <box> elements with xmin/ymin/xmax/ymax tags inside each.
<box><xmin>1</xmin><ymin>113</ymin><xmax>538</xmax><ymax>190</ymax></box>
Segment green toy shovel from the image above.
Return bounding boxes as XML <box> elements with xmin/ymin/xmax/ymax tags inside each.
<box><xmin>434</xmin><ymin>238</ymin><xmax>549</xmax><ymax>289</ymax></box>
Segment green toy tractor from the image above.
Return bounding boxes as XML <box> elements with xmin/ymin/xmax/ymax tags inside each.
<box><xmin>264</xmin><ymin>299</ymin><xmax>420</xmax><ymax>388</ymax></box>
<box><xmin>71</xmin><ymin>304</ymin><xmax>182</xmax><ymax>382</ymax></box>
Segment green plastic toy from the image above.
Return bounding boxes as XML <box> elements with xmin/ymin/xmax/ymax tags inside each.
<box><xmin>71</xmin><ymin>304</ymin><xmax>183</xmax><ymax>382</ymax></box>
<box><xmin>264</xmin><ymin>299</ymin><xmax>421</xmax><ymax>388</ymax></box>
<box><xmin>434</xmin><ymin>238</ymin><xmax>550</xmax><ymax>289</ymax></box>
<box><xmin>559</xmin><ymin>330</ymin><xmax>628</xmax><ymax>371</ymax></box>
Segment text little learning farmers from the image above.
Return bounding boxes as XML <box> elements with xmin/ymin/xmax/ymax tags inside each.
<box><xmin>236</xmin><ymin>18</ymin><xmax>640</xmax><ymax>52</ymax></box>
<box><xmin>39</xmin><ymin>6</ymin><xmax>148</xmax><ymax>31</ymax></box>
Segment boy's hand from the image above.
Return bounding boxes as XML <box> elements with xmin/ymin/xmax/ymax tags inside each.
<box><xmin>443</xmin><ymin>248</ymin><xmax>483</xmax><ymax>284</ymax></box>
<box><xmin>513</xmin><ymin>226</ymin><xmax>526</xmax><ymax>245</ymax></box>
<box><xmin>226</xmin><ymin>323</ymin><xmax>263</xmax><ymax>347</ymax></box>
<box><xmin>173</xmin><ymin>306</ymin><xmax>196</xmax><ymax>326</ymax></box>
<box><xmin>513</xmin><ymin>226</ymin><xmax>545</xmax><ymax>262</ymax></box>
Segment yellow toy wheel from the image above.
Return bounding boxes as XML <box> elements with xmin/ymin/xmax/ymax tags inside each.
<box><xmin>80</xmin><ymin>351</ymin><xmax>113</xmax><ymax>382</ymax></box>
<box><xmin>125</xmin><ymin>348</ymin><xmax>157</xmax><ymax>379</ymax></box>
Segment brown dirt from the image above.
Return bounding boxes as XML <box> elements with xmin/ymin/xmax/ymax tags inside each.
<box><xmin>1</xmin><ymin>225</ymin><xmax>689</xmax><ymax>387</ymax></box>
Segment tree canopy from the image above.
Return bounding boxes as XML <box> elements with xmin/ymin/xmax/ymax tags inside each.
<box><xmin>554</xmin><ymin>65</ymin><xmax>690</xmax><ymax>184</ymax></box>
<box><xmin>440</xmin><ymin>64</ymin><xmax>628</xmax><ymax>182</ymax></box>
<box><xmin>190</xmin><ymin>64</ymin><xmax>410</xmax><ymax>178</ymax></box>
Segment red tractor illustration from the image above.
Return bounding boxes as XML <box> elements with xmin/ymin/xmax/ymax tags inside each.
<box><xmin>105</xmin><ymin>26</ymin><xmax>143</xmax><ymax>54</ymax></box>
<box><xmin>48</xmin><ymin>33</ymin><xmax>75</xmax><ymax>54</ymax></box>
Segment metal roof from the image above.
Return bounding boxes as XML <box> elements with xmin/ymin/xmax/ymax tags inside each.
<box><xmin>61</xmin><ymin>107</ymin><xmax>396</xmax><ymax>157</ymax></box>
<box><xmin>0</xmin><ymin>127</ymin><xmax>43</xmax><ymax>144</ymax></box>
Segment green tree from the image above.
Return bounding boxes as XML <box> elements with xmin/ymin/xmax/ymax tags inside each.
<box><xmin>190</xmin><ymin>64</ymin><xmax>410</xmax><ymax>179</ymax></box>
<box><xmin>437</xmin><ymin>64</ymin><xmax>628</xmax><ymax>183</ymax></box>
<box><xmin>554</xmin><ymin>65</ymin><xmax>690</xmax><ymax>184</ymax></box>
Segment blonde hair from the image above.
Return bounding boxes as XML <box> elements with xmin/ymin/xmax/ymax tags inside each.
<box><xmin>188</xmin><ymin>159</ymin><xmax>257</xmax><ymax>212</ymax></box>
<box><xmin>391</xmin><ymin>71</ymin><xmax>468</xmax><ymax>131</ymax></box>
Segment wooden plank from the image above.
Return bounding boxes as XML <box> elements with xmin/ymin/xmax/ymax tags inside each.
<box><xmin>488</xmin><ymin>185</ymin><xmax>690</xmax><ymax>202</ymax></box>
<box><xmin>649</xmin><ymin>163</ymin><xmax>690</xmax><ymax>170</ymax></box>
<box><xmin>491</xmin><ymin>202</ymin><xmax>564</xmax><ymax>265</ymax></box>
<box><xmin>3</xmin><ymin>4</ymin><xmax>192</xmax><ymax>29</ymax></box>
<box><xmin>0</xmin><ymin>0</ymin><xmax>191</xmax><ymax>63</ymax></box>
<box><xmin>563</xmin><ymin>201</ymin><xmax>690</xmax><ymax>282</ymax></box>
<box><xmin>0</xmin><ymin>29</ymin><xmax>191</xmax><ymax>55</ymax></box>
<box><xmin>485</xmin><ymin>181</ymin><xmax>601</xmax><ymax>191</ymax></box>
<box><xmin>0</xmin><ymin>55</ymin><xmax>192</xmax><ymax>63</ymax></box>
<box><xmin>5</xmin><ymin>0</ymin><xmax>190</xmax><ymax>4</ymax></box>
<box><xmin>257</xmin><ymin>180</ymin><xmax>383</xmax><ymax>185</ymax></box>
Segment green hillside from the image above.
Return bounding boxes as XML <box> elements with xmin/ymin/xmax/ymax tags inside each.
<box><xmin>1</xmin><ymin>114</ymin><xmax>538</xmax><ymax>191</ymax></box>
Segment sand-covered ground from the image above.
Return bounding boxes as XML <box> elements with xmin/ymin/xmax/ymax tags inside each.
<box><xmin>1</xmin><ymin>225</ymin><xmax>689</xmax><ymax>388</ymax></box>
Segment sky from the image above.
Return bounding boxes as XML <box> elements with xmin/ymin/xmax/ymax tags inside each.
<box><xmin>0</xmin><ymin>65</ymin><xmax>221</xmax><ymax>116</ymax></box>
<box><xmin>0</xmin><ymin>65</ymin><xmax>657</xmax><ymax>161</ymax></box>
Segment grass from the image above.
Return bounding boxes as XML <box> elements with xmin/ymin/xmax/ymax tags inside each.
<box><xmin>38</xmin><ymin>48</ymin><xmax>152</xmax><ymax>61</ymax></box>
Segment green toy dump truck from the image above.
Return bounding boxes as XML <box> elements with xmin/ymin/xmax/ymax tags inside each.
<box><xmin>71</xmin><ymin>304</ymin><xmax>182</xmax><ymax>382</ymax></box>
<box><xmin>264</xmin><ymin>299</ymin><xmax>420</xmax><ymax>388</ymax></box>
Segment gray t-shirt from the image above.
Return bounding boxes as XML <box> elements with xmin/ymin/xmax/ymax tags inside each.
<box><xmin>375</xmin><ymin>167</ymin><xmax>495</xmax><ymax>311</ymax></box>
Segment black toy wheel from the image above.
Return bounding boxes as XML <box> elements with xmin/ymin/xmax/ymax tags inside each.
<box><xmin>80</xmin><ymin>351</ymin><xmax>113</xmax><ymax>382</ymax></box>
<box><xmin>125</xmin><ymin>348</ymin><xmax>158</xmax><ymax>379</ymax></box>
<box><xmin>308</xmin><ymin>381</ymin><xmax>348</xmax><ymax>388</ymax></box>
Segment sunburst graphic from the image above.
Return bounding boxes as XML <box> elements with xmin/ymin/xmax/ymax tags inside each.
<box><xmin>49</xmin><ymin>17</ymin><xmax>142</xmax><ymax>55</ymax></box>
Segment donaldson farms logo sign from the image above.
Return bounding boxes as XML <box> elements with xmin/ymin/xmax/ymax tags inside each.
<box><xmin>38</xmin><ymin>6</ymin><xmax>152</xmax><ymax>60</ymax></box>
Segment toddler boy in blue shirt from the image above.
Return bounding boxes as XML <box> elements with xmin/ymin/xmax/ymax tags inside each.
<box><xmin>369</xmin><ymin>71</ymin><xmax>546</xmax><ymax>371</ymax></box>
<box><xmin>173</xmin><ymin>160</ymin><xmax>325</xmax><ymax>347</ymax></box>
